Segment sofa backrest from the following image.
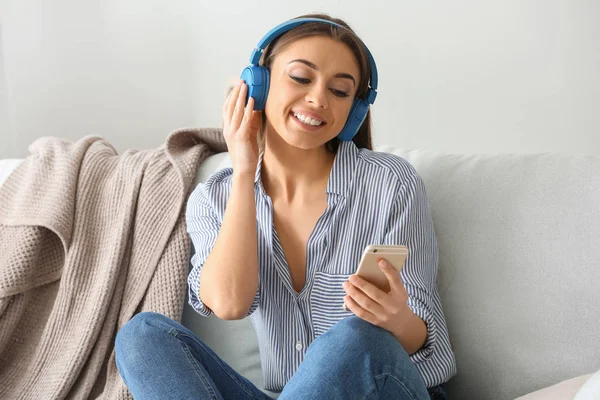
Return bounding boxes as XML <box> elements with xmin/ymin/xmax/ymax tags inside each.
<box><xmin>381</xmin><ymin>147</ymin><xmax>600</xmax><ymax>399</ymax></box>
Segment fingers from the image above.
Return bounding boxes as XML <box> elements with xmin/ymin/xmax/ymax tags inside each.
<box><xmin>223</xmin><ymin>83</ymin><xmax>236</xmax><ymax>115</ymax></box>
<box><xmin>345</xmin><ymin>274</ymin><xmax>385</xmax><ymax>304</ymax></box>
<box><xmin>232</xmin><ymin>81</ymin><xmax>247</xmax><ymax>129</ymax></box>
<box><xmin>342</xmin><ymin>279</ymin><xmax>384</xmax><ymax>315</ymax></box>
<box><xmin>242</xmin><ymin>96</ymin><xmax>255</xmax><ymax>126</ymax></box>
<box><xmin>224</xmin><ymin>80</ymin><xmax>258</xmax><ymax>139</ymax></box>
<box><xmin>343</xmin><ymin>261</ymin><xmax>408</xmax><ymax>313</ymax></box>
<box><xmin>378</xmin><ymin>259</ymin><xmax>407</xmax><ymax>296</ymax></box>
<box><xmin>224</xmin><ymin>81</ymin><xmax>241</xmax><ymax>124</ymax></box>
<box><xmin>343</xmin><ymin>295</ymin><xmax>378</xmax><ymax>325</ymax></box>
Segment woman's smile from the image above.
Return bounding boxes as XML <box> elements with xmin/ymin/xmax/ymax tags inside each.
<box><xmin>290</xmin><ymin>111</ymin><xmax>327</xmax><ymax>132</ymax></box>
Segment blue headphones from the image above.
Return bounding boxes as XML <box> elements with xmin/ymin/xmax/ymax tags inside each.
<box><xmin>240</xmin><ymin>17</ymin><xmax>378</xmax><ymax>141</ymax></box>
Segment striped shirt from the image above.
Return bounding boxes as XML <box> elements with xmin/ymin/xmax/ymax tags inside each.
<box><xmin>186</xmin><ymin>141</ymin><xmax>457</xmax><ymax>391</ymax></box>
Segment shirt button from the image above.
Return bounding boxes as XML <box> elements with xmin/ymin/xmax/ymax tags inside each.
<box><xmin>295</xmin><ymin>341</ymin><xmax>303</xmax><ymax>351</ymax></box>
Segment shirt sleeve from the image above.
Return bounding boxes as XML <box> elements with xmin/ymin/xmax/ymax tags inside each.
<box><xmin>185</xmin><ymin>181</ymin><xmax>260</xmax><ymax>318</ymax></box>
<box><xmin>383</xmin><ymin>172</ymin><xmax>439</xmax><ymax>362</ymax></box>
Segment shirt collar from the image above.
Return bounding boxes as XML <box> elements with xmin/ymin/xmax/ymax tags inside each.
<box><xmin>326</xmin><ymin>141</ymin><xmax>358</xmax><ymax>198</ymax></box>
<box><xmin>254</xmin><ymin>141</ymin><xmax>359</xmax><ymax>199</ymax></box>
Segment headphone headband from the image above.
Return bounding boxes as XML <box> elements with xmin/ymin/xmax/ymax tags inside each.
<box><xmin>248</xmin><ymin>17</ymin><xmax>378</xmax><ymax>100</ymax></box>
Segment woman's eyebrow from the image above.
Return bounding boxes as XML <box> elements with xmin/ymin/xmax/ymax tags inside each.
<box><xmin>287</xmin><ymin>59</ymin><xmax>356</xmax><ymax>86</ymax></box>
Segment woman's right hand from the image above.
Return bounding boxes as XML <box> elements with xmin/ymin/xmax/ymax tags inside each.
<box><xmin>223</xmin><ymin>80</ymin><xmax>262</xmax><ymax>175</ymax></box>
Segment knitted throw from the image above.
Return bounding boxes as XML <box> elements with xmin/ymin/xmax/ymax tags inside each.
<box><xmin>0</xmin><ymin>128</ymin><xmax>227</xmax><ymax>399</ymax></box>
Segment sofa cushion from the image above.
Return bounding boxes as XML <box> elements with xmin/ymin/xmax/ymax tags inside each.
<box><xmin>191</xmin><ymin>152</ymin><xmax>231</xmax><ymax>187</ymax></box>
<box><xmin>181</xmin><ymin>306</ymin><xmax>267</xmax><ymax>393</ymax></box>
<box><xmin>515</xmin><ymin>373</ymin><xmax>593</xmax><ymax>400</ymax></box>
<box><xmin>574</xmin><ymin>369</ymin><xmax>600</xmax><ymax>400</ymax></box>
<box><xmin>379</xmin><ymin>147</ymin><xmax>600</xmax><ymax>399</ymax></box>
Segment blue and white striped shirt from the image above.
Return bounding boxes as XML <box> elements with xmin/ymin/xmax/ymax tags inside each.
<box><xmin>186</xmin><ymin>141</ymin><xmax>457</xmax><ymax>391</ymax></box>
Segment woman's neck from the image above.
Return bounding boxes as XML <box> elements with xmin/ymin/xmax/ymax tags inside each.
<box><xmin>261</xmin><ymin>134</ymin><xmax>335</xmax><ymax>204</ymax></box>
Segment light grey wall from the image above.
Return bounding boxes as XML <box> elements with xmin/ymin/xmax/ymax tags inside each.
<box><xmin>1</xmin><ymin>0</ymin><xmax>599</xmax><ymax>159</ymax></box>
<box><xmin>0</xmin><ymin>26</ymin><xmax>15</xmax><ymax>156</ymax></box>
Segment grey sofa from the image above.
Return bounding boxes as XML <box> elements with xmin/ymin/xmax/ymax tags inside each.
<box><xmin>2</xmin><ymin>146</ymin><xmax>599</xmax><ymax>399</ymax></box>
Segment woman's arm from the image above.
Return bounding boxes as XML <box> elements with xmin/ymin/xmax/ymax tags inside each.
<box><xmin>200</xmin><ymin>81</ymin><xmax>262</xmax><ymax>320</ymax></box>
<box><xmin>343</xmin><ymin>171</ymin><xmax>439</xmax><ymax>358</ymax></box>
<box><xmin>389</xmin><ymin>296</ymin><xmax>428</xmax><ymax>355</ymax></box>
<box><xmin>199</xmin><ymin>171</ymin><xmax>258</xmax><ymax>320</ymax></box>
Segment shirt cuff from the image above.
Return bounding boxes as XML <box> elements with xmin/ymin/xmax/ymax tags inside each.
<box><xmin>187</xmin><ymin>265</ymin><xmax>213</xmax><ymax>317</ymax></box>
<box><xmin>407</xmin><ymin>299</ymin><xmax>436</xmax><ymax>363</ymax></box>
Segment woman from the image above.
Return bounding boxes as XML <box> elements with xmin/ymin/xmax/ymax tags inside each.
<box><xmin>116</xmin><ymin>13</ymin><xmax>457</xmax><ymax>399</ymax></box>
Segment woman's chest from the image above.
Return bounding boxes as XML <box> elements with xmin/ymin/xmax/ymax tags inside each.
<box><xmin>272</xmin><ymin>201</ymin><xmax>327</xmax><ymax>291</ymax></box>
<box><xmin>269</xmin><ymin>202</ymin><xmax>387</xmax><ymax>278</ymax></box>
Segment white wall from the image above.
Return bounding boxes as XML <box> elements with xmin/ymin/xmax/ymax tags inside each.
<box><xmin>0</xmin><ymin>26</ymin><xmax>15</xmax><ymax>156</ymax></box>
<box><xmin>0</xmin><ymin>0</ymin><xmax>599</xmax><ymax>159</ymax></box>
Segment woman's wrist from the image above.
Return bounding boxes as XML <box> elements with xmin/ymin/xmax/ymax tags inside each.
<box><xmin>391</xmin><ymin>306</ymin><xmax>427</xmax><ymax>355</ymax></box>
<box><xmin>232</xmin><ymin>168</ymin><xmax>256</xmax><ymax>182</ymax></box>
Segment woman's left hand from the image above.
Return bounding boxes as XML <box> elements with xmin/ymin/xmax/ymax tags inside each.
<box><xmin>342</xmin><ymin>259</ymin><xmax>414</xmax><ymax>338</ymax></box>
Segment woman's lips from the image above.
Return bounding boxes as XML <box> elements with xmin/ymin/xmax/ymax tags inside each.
<box><xmin>290</xmin><ymin>112</ymin><xmax>326</xmax><ymax>132</ymax></box>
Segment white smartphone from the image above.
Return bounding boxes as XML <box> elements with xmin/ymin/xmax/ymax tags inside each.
<box><xmin>355</xmin><ymin>244</ymin><xmax>408</xmax><ymax>293</ymax></box>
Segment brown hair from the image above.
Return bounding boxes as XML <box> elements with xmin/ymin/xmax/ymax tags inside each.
<box><xmin>259</xmin><ymin>13</ymin><xmax>373</xmax><ymax>152</ymax></box>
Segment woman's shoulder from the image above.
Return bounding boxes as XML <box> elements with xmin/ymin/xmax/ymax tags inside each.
<box><xmin>354</xmin><ymin>147</ymin><xmax>421</xmax><ymax>184</ymax></box>
<box><xmin>188</xmin><ymin>167</ymin><xmax>234</xmax><ymax>205</ymax></box>
<box><xmin>203</xmin><ymin>167</ymin><xmax>234</xmax><ymax>189</ymax></box>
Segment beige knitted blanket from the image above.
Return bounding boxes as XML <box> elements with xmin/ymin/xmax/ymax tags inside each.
<box><xmin>0</xmin><ymin>128</ymin><xmax>227</xmax><ymax>399</ymax></box>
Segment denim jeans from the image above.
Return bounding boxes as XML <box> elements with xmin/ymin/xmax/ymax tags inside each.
<box><xmin>115</xmin><ymin>312</ymin><xmax>448</xmax><ymax>400</ymax></box>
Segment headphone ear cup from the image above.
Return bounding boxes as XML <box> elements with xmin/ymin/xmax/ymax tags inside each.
<box><xmin>338</xmin><ymin>98</ymin><xmax>369</xmax><ymax>141</ymax></box>
<box><xmin>240</xmin><ymin>66</ymin><xmax>270</xmax><ymax>111</ymax></box>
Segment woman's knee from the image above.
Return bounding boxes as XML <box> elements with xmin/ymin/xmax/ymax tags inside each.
<box><xmin>294</xmin><ymin>317</ymin><xmax>424</xmax><ymax>398</ymax></box>
<box><xmin>325</xmin><ymin>317</ymin><xmax>404</xmax><ymax>355</ymax></box>
<box><xmin>308</xmin><ymin>316</ymin><xmax>413</xmax><ymax>374</ymax></box>
<box><xmin>115</xmin><ymin>312</ymin><xmax>177</xmax><ymax>367</ymax></box>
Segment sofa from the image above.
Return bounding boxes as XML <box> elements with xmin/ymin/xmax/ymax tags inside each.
<box><xmin>1</xmin><ymin>145</ymin><xmax>599</xmax><ymax>399</ymax></box>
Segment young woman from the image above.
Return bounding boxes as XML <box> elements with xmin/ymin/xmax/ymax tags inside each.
<box><xmin>116</xmin><ymin>14</ymin><xmax>457</xmax><ymax>399</ymax></box>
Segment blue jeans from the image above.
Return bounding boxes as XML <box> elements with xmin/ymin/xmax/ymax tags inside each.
<box><xmin>115</xmin><ymin>312</ymin><xmax>448</xmax><ymax>399</ymax></box>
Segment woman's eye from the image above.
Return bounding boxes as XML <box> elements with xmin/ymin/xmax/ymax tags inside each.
<box><xmin>290</xmin><ymin>76</ymin><xmax>349</xmax><ymax>98</ymax></box>
<box><xmin>331</xmin><ymin>89</ymin><xmax>350</xmax><ymax>98</ymax></box>
<box><xmin>290</xmin><ymin>76</ymin><xmax>310</xmax><ymax>84</ymax></box>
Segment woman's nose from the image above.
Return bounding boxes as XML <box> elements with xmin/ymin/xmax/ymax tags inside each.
<box><xmin>305</xmin><ymin>86</ymin><xmax>329</xmax><ymax>109</ymax></box>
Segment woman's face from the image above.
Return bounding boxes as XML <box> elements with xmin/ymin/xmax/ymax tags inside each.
<box><xmin>263</xmin><ymin>35</ymin><xmax>361</xmax><ymax>150</ymax></box>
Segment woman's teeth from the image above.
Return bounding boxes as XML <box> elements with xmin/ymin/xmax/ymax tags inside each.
<box><xmin>293</xmin><ymin>112</ymin><xmax>324</xmax><ymax>126</ymax></box>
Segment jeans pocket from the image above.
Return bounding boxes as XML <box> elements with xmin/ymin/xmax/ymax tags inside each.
<box><xmin>311</xmin><ymin>271</ymin><xmax>354</xmax><ymax>337</ymax></box>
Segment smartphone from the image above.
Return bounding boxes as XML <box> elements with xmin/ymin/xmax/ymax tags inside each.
<box><xmin>355</xmin><ymin>244</ymin><xmax>408</xmax><ymax>293</ymax></box>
